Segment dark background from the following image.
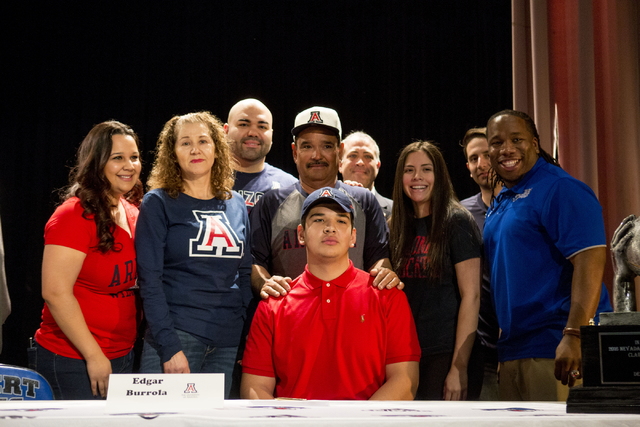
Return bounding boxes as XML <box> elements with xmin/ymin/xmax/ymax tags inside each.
<box><xmin>0</xmin><ymin>0</ymin><xmax>512</xmax><ymax>366</ymax></box>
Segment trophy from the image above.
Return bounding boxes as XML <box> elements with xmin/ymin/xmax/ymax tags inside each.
<box><xmin>567</xmin><ymin>215</ymin><xmax>640</xmax><ymax>413</ymax></box>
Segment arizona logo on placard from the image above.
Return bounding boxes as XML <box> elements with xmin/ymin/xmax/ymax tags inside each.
<box><xmin>190</xmin><ymin>211</ymin><xmax>244</xmax><ymax>258</ymax></box>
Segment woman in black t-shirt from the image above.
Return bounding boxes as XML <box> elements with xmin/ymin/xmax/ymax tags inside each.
<box><xmin>389</xmin><ymin>141</ymin><xmax>482</xmax><ymax>400</ymax></box>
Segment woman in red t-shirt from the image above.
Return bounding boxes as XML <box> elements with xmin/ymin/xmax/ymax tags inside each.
<box><xmin>31</xmin><ymin>121</ymin><xmax>143</xmax><ymax>399</ymax></box>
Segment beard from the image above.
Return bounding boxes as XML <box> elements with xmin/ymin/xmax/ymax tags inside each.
<box><xmin>232</xmin><ymin>137</ymin><xmax>271</xmax><ymax>161</ymax></box>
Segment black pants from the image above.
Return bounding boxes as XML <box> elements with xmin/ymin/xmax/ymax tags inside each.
<box><xmin>416</xmin><ymin>337</ymin><xmax>484</xmax><ymax>400</ymax></box>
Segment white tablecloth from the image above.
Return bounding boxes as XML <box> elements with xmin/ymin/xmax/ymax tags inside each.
<box><xmin>1</xmin><ymin>399</ymin><xmax>639</xmax><ymax>426</ymax></box>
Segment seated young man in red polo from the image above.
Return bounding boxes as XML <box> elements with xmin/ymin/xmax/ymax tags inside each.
<box><xmin>241</xmin><ymin>187</ymin><xmax>420</xmax><ymax>400</ymax></box>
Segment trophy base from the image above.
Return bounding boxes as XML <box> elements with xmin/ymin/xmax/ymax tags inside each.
<box><xmin>567</xmin><ymin>385</ymin><xmax>640</xmax><ymax>413</ymax></box>
<box><xmin>600</xmin><ymin>312</ymin><xmax>640</xmax><ymax>326</ymax></box>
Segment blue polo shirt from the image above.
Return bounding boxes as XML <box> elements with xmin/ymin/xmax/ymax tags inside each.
<box><xmin>484</xmin><ymin>158</ymin><xmax>611</xmax><ymax>362</ymax></box>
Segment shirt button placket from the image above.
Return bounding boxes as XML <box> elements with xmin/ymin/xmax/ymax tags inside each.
<box><xmin>322</xmin><ymin>282</ymin><xmax>337</xmax><ymax>319</ymax></box>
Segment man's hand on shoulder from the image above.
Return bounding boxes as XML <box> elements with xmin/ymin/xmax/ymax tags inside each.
<box><xmin>369</xmin><ymin>259</ymin><xmax>404</xmax><ymax>290</ymax></box>
<box><xmin>370</xmin><ymin>267</ymin><xmax>404</xmax><ymax>290</ymax></box>
<box><xmin>261</xmin><ymin>276</ymin><xmax>292</xmax><ymax>299</ymax></box>
<box><xmin>343</xmin><ymin>180</ymin><xmax>364</xmax><ymax>188</ymax></box>
<box><xmin>252</xmin><ymin>264</ymin><xmax>292</xmax><ymax>299</ymax></box>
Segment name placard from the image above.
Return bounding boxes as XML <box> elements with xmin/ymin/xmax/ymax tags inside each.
<box><xmin>105</xmin><ymin>373</ymin><xmax>224</xmax><ymax>413</ymax></box>
<box><xmin>599</xmin><ymin>332</ymin><xmax>640</xmax><ymax>385</ymax></box>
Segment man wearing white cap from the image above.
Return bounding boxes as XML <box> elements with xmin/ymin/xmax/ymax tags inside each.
<box><xmin>249</xmin><ymin>106</ymin><xmax>401</xmax><ymax>299</ymax></box>
<box><xmin>242</xmin><ymin>187</ymin><xmax>420</xmax><ymax>400</ymax></box>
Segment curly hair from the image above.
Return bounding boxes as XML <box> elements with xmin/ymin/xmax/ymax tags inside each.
<box><xmin>147</xmin><ymin>111</ymin><xmax>234</xmax><ymax>199</ymax></box>
<box><xmin>64</xmin><ymin>121</ymin><xmax>143</xmax><ymax>253</ymax></box>
<box><xmin>389</xmin><ymin>141</ymin><xmax>470</xmax><ymax>278</ymax></box>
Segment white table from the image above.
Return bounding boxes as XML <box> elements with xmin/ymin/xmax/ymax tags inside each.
<box><xmin>1</xmin><ymin>399</ymin><xmax>639</xmax><ymax>426</ymax></box>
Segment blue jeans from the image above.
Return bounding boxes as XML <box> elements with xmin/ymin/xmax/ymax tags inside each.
<box><xmin>139</xmin><ymin>328</ymin><xmax>237</xmax><ymax>398</ymax></box>
<box><xmin>28</xmin><ymin>342</ymin><xmax>134</xmax><ymax>400</ymax></box>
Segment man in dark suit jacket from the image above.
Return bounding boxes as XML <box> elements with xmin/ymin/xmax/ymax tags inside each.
<box><xmin>339</xmin><ymin>131</ymin><xmax>393</xmax><ymax>219</ymax></box>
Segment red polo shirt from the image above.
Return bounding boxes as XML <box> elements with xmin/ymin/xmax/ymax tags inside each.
<box><xmin>243</xmin><ymin>261</ymin><xmax>421</xmax><ymax>400</ymax></box>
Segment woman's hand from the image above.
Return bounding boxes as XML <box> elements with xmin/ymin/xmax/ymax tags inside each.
<box><xmin>443</xmin><ymin>365</ymin><xmax>467</xmax><ymax>401</ymax></box>
<box><xmin>86</xmin><ymin>352</ymin><xmax>113</xmax><ymax>397</ymax></box>
<box><xmin>163</xmin><ymin>351</ymin><xmax>191</xmax><ymax>373</ymax></box>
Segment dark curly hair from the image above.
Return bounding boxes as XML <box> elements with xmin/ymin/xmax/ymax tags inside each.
<box><xmin>64</xmin><ymin>121</ymin><xmax>143</xmax><ymax>253</ymax></box>
<box><xmin>147</xmin><ymin>111</ymin><xmax>234</xmax><ymax>200</ymax></box>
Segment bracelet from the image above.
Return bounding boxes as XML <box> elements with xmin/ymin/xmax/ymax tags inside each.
<box><xmin>563</xmin><ymin>327</ymin><xmax>581</xmax><ymax>338</ymax></box>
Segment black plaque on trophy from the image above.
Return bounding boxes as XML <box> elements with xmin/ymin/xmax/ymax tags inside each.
<box><xmin>581</xmin><ymin>325</ymin><xmax>640</xmax><ymax>386</ymax></box>
<box><xmin>598</xmin><ymin>331</ymin><xmax>640</xmax><ymax>384</ymax></box>
<box><xmin>567</xmin><ymin>325</ymin><xmax>640</xmax><ymax>414</ymax></box>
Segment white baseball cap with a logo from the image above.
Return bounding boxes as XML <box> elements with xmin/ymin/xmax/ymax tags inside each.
<box><xmin>291</xmin><ymin>106</ymin><xmax>342</xmax><ymax>140</ymax></box>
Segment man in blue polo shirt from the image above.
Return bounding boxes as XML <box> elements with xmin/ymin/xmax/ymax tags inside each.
<box><xmin>483</xmin><ymin>110</ymin><xmax>611</xmax><ymax>401</ymax></box>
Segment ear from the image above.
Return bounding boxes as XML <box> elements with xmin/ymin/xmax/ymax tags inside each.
<box><xmin>292</xmin><ymin>142</ymin><xmax>298</xmax><ymax>162</ymax></box>
<box><xmin>223</xmin><ymin>123</ymin><xmax>229</xmax><ymax>135</ymax></box>
<box><xmin>339</xmin><ymin>142</ymin><xmax>344</xmax><ymax>159</ymax></box>
<box><xmin>297</xmin><ymin>224</ymin><xmax>305</xmax><ymax>245</ymax></box>
<box><xmin>533</xmin><ymin>137</ymin><xmax>540</xmax><ymax>154</ymax></box>
<box><xmin>466</xmin><ymin>162</ymin><xmax>470</xmax><ymax>171</ymax></box>
<box><xmin>350</xmin><ymin>227</ymin><xmax>356</xmax><ymax>247</ymax></box>
<box><xmin>377</xmin><ymin>160</ymin><xmax>381</xmax><ymax>168</ymax></box>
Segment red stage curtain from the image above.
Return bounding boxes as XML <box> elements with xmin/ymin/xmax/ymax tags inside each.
<box><xmin>512</xmin><ymin>0</ymin><xmax>640</xmax><ymax>297</ymax></box>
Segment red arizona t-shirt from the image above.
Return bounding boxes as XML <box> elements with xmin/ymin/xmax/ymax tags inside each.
<box><xmin>35</xmin><ymin>197</ymin><xmax>140</xmax><ymax>359</ymax></box>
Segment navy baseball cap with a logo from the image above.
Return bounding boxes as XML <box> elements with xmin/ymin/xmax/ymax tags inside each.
<box><xmin>301</xmin><ymin>187</ymin><xmax>354</xmax><ymax>219</ymax></box>
<box><xmin>291</xmin><ymin>106</ymin><xmax>342</xmax><ymax>139</ymax></box>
